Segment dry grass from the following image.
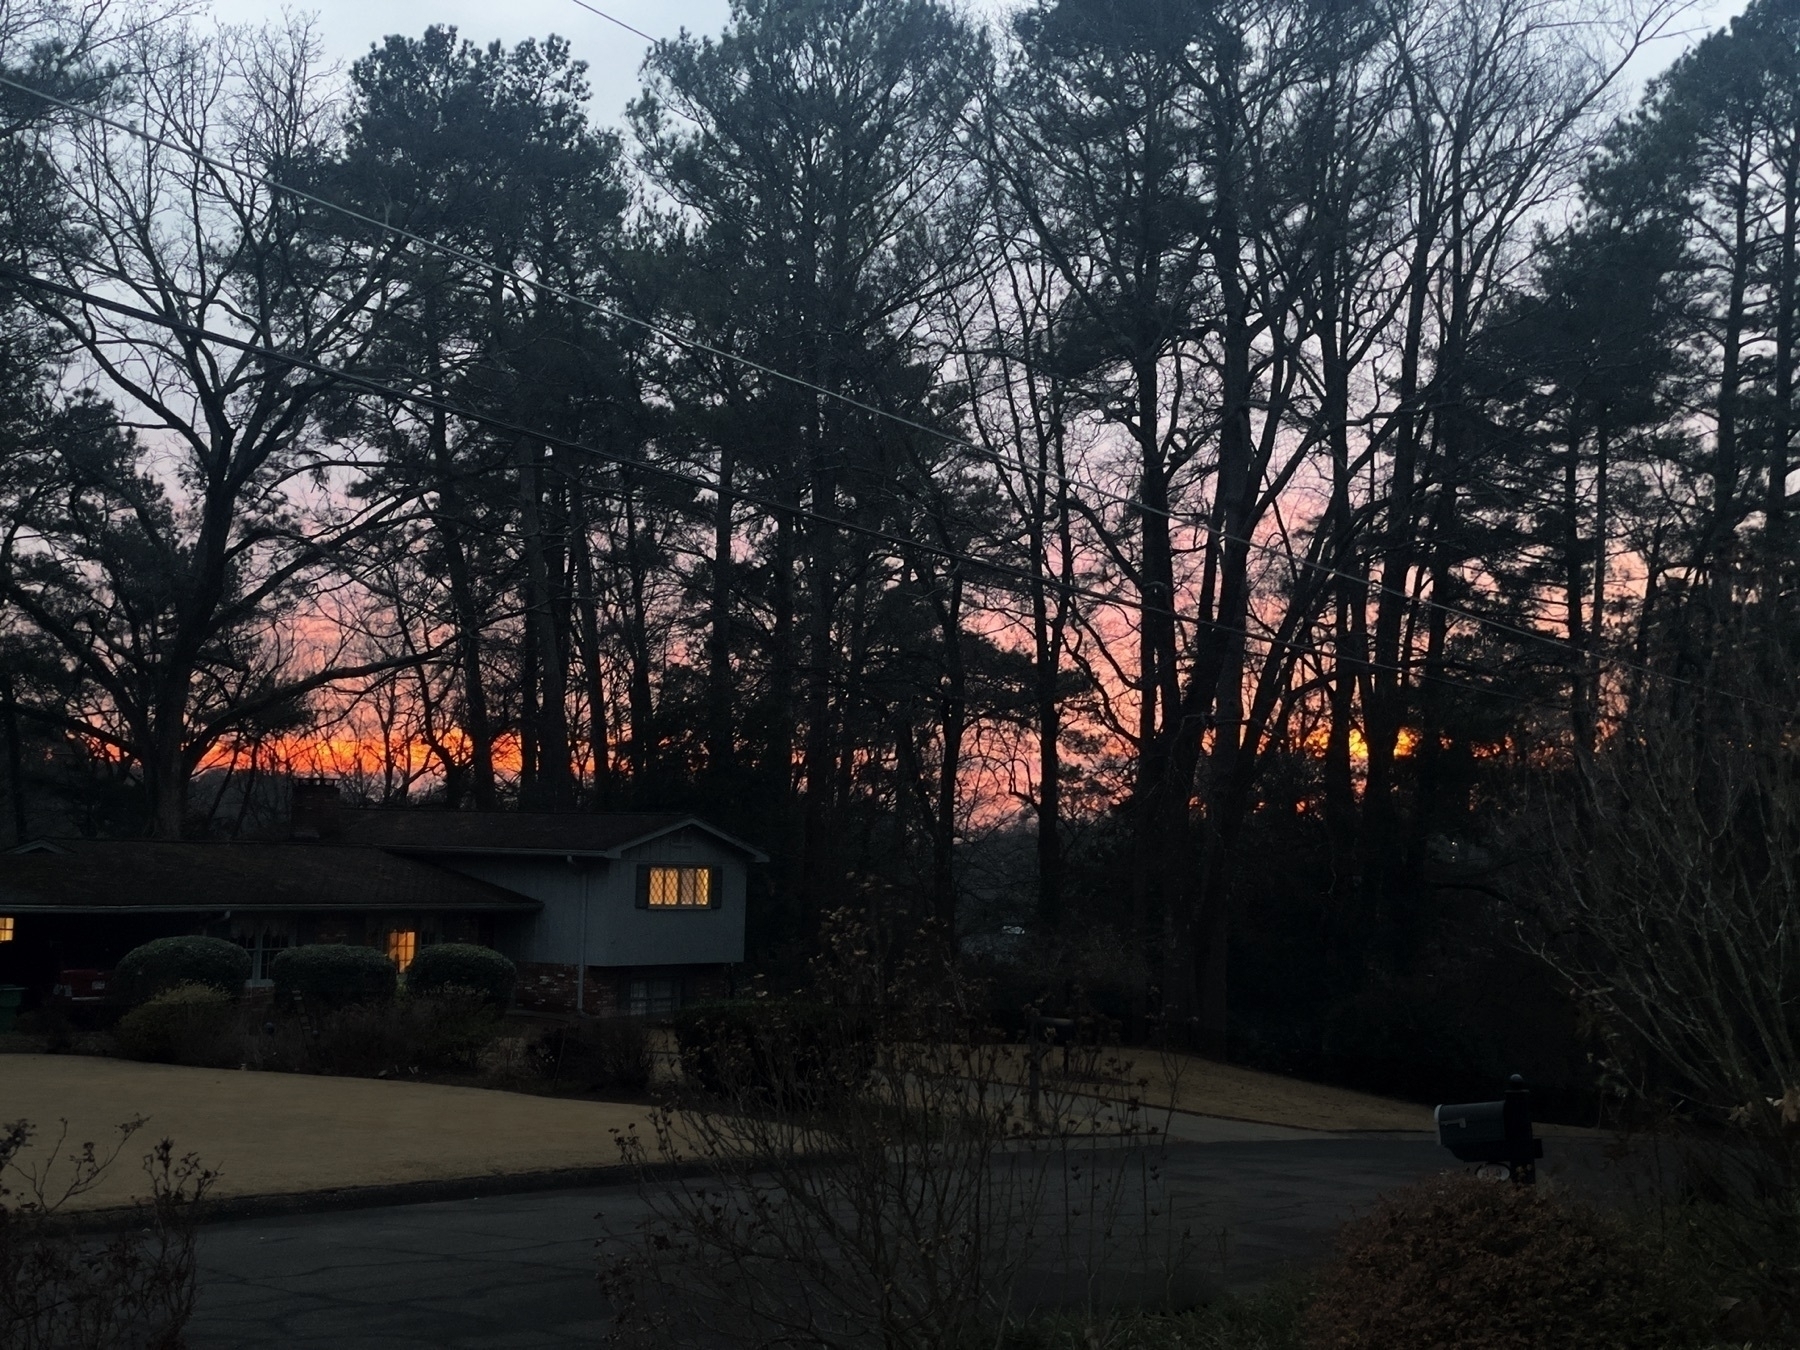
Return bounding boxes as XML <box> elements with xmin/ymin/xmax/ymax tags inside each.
<box><xmin>0</xmin><ymin>1052</ymin><xmax>655</xmax><ymax>1209</ymax></box>
<box><xmin>1035</xmin><ymin>1046</ymin><xmax>1433</xmax><ymax>1133</ymax></box>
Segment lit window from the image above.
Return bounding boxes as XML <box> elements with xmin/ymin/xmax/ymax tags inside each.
<box><xmin>648</xmin><ymin>866</ymin><xmax>712</xmax><ymax>908</ymax></box>
<box><xmin>0</xmin><ymin>916</ymin><xmax>12</xmax><ymax>942</ymax></box>
<box><xmin>386</xmin><ymin>929</ymin><xmax>417</xmax><ymax>970</ymax></box>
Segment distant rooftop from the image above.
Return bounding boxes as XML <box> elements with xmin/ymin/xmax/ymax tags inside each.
<box><xmin>317</xmin><ymin>804</ymin><xmax>768</xmax><ymax>861</ymax></box>
<box><xmin>0</xmin><ymin>839</ymin><xmax>543</xmax><ymax>913</ymax></box>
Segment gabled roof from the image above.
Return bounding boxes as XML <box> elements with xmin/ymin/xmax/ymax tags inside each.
<box><xmin>0</xmin><ymin>840</ymin><xmax>542</xmax><ymax>914</ymax></box>
<box><xmin>328</xmin><ymin>809</ymin><xmax>770</xmax><ymax>862</ymax></box>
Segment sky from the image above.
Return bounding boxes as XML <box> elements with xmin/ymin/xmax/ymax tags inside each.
<box><xmin>205</xmin><ymin>0</ymin><xmax>1753</xmax><ymax>132</ymax></box>
<box><xmin>208</xmin><ymin>0</ymin><xmax>727</xmax><ymax>126</ymax></box>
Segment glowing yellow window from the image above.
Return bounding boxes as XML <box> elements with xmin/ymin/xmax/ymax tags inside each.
<box><xmin>0</xmin><ymin>916</ymin><xmax>13</xmax><ymax>942</ymax></box>
<box><xmin>647</xmin><ymin>866</ymin><xmax>712</xmax><ymax>908</ymax></box>
<box><xmin>386</xmin><ymin>929</ymin><xmax>417</xmax><ymax>970</ymax></box>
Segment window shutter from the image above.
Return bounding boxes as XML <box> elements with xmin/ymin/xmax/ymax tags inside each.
<box><xmin>635</xmin><ymin>864</ymin><xmax>651</xmax><ymax>909</ymax></box>
<box><xmin>708</xmin><ymin>866</ymin><xmax>724</xmax><ymax>910</ymax></box>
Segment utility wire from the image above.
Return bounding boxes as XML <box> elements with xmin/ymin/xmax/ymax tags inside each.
<box><xmin>0</xmin><ymin>260</ymin><xmax>1587</xmax><ymax>727</ymax></box>
<box><xmin>567</xmin><ymin>0</ymin><xmax>658</xmax><ymax>45</ymax></box>
<box><xmin>551</xmin><ymin>4</ymin><xmax>1751</xmax><ymax>710</ymax></box>
<box><xmin>0</xmin><ymin>65</ymin><xmax>1767</xmax><ymax>718</ymax></box>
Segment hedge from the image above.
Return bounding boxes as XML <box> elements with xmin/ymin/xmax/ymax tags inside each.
<box><xmin>310</xmin><ymin>995</ymin><xmax>502</xmax><ymax>1075</ymax></box>
<box><xmin>113</xmin><ymin>936</ymin><xmax>249</xmax><ymax>1006</ymax></box>
<box><xmin>114</xmin><ymin>982</ymin><xmax>238</xmax><ymax>1065</ymax></box>
<box><xmin>528</xmin><ymin>1017</ymin><xmax>653</xmax><ymax>1094</ymax></box>
<box><xmin>271</xmin><ymin>943</ymin><xmax>397</xmax><ymax>1009</ymax></box>
<box><xmin>1305</xmin><ymin>1172</ymin><xmax>1707</xmax><ymax>1350</ymax></box>
<box><xmin>403</xmin><ymin>943</ymin><xmax>516</xmax><ymax>1006</ymax></box>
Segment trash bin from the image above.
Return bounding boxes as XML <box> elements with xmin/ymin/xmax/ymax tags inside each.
<box><xmin>0</xmin><ymin>985</ymin><xmax>25</xmax><ymax>1034</ymax></box>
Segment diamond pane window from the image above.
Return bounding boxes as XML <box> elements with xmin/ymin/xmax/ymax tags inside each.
<box><xmin>386</xmin><ymin>929</ymin><xmax>418</xmax><ymax>970</ymax></box>
<box><xmin>647</xmin><ymin>866</ymin><xmax>712</xmax><ymax>908</ymax></box>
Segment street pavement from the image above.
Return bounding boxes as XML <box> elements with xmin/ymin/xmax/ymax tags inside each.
<box><xmin>188</xmin><ymin>1133</ymin><xmax>1479</xmax><ymax>1349</ymax></box>
<box><xmin>187</xmin><ymin>1128</ymin><xmax>1636</xmax><ymax>1347</ymax></box>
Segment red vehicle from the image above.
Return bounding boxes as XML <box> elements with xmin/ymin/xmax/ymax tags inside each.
<box><xmin>52</xmin><ymin>969</ymin><xmax>111</xmax><ymax>1002</ymax></box>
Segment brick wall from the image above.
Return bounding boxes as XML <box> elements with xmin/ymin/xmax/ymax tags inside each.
<box><xmin>513</xmin><ymin>963</ymin><xmax>732</xmax><ymax>1015</ymax></box>
<box><xmin>513</xmin><ymin>962</ymin><xmax>617</xmax><ymax>1014</ymax></box>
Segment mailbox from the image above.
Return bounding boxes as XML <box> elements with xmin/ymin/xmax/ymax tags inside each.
<box><xmin>1435</xmin><ymin>1074</ymin><xmax>1543</xmax><ymax>1183</ymax></box>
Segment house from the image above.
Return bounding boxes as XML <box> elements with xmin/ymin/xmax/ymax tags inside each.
<box><xmin>0</xmin><ymin>783</ymin><xmax>767</xmax><ymax>1017</ymax></box>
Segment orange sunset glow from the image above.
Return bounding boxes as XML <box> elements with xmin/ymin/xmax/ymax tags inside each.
<box><xmin>1300</xmin><ymin>726</ymin><xmax>1420</xmax><ymax>763</ymax></box>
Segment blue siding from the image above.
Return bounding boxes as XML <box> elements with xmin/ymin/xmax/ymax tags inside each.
<box><xmin>429</xmin><ymin>827</ymin><xmax>747</xmax><ymax>970</ymax></box>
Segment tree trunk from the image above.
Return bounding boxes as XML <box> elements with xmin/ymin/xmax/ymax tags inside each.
<box><xmin>1</xmin><ymin>675</ymin><xmax>25</xmax><ymax>845</ymax></box>
<box><xmin>931</xmin><ymin>570</ymin><xmax>967</xmax><ymax>935</ymax></box>
<box><xmin>518</xmin><ymin>439</ymin><xmax>572</xmax><ymax>808</ymax></box>
<box><xmin>1563</xmin><ymin>426</ymin><xmax>1593</xmax><ymax>756</ymax></box>
<box><xmin>1704</xmin><ymin>139</ymin><xmax>1754</xmax><ymax>615</ymax></box>
<box><xmin>622</xmin><ymin>478</ymin><xmax>656</xmax><ymax>791</ymax></box>
<box><xmin>1768</xmin><ymin>130</ymin><xmax>1799</xmax><ymax>572</ymax></box>
<box><xmin>1361</xmin><ymin>215</ymin><xmax>1433</xmax><ymax>929</ymax></box>
<box><xmin>1320</xmin><ymin>256</ymin><xmax>1361</xmax><ymax>940</ymax></box>
<box><xmin>800</xmin><ymin>425</ymin><xmax>839</xmax><ymax>916</ymax></box>
<box><xmin>428</xmin><ymin>400</ymin><xmax>498</xmax><ymax>810</ymax></box>
<box><xmin>1182</xmin><ymin>119</ymin><xmax>1258</xmax><ymax>1049</ymax></box>
<box><xmin>569</xmin><ymin>484</ymin><xmax>612</xmax><ymax>803</ymax></box>
<box><xmin>145</xmin><ymin>682</ymin><xmax>192</xmax><ymax>839</ymax></box>
<box><xmin>1031</xmin><ymin>502</ymin><xmax>1065</xmax><ymax>932</ymax></box>
<box><xmin>1129</xmin><ymin>351</ymin><xmax>1176</xmax><ymax>1027</ymax></box>
<box><xmin>1592</xmin><ymin>421</ymin><xmax>1609</xmax><ymax>739</ymax></box>
<box><xmin>709</xmin><ymin>446</ymin><xmax>736</xmax><ymax>778</ymax></box>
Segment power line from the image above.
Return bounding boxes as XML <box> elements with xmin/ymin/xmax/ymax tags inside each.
<box><xmin>0</xmin><ymin>64</ymin><xmax>1764</xmax><ymax>718</ymax></box>
<box><xmin>0</xmin><ymin>260</ymin><xmax>1586</xmax><ymax>728</ymax></box>
<box><xmin>567</xmin><ymin>0</ymin><xmax>658</xmax><ymax>46</ymax></box>
<box><xmin>0</xmin><ymin>260</ymin><xmax>1305</xmax><ymax>660</ymax></box>
<box><xmin>550</xmin><ymin>2</ymin><xmax>1747</xmax><ymax>711</ymax></box>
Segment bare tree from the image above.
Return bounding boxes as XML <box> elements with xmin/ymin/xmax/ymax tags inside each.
<box><xmin>3</xmin><ymin>15</ymin><xmax>412</xmax><ymax>834</ymax></box>
<box><xmin>599</xmin><ymin>908</ymin><xmax>1195</xmax><ymax>1349</ymax></box>
<box><xmin>1535</xmin><ymin>638</ymin><xmax>1800</xmax><ymax>1318</ymax></box>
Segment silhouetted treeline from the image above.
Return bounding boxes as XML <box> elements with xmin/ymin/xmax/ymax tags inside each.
<box><xmin>2</xmin><ymin>0</ymin><xmax>1796</xmax><ymax>1077</ymax></box>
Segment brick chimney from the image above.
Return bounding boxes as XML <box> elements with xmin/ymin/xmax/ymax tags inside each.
<box><xmin>290</xmin><ymin>777</ymin><xmax>342</xmax><ymax>840</ymax></box>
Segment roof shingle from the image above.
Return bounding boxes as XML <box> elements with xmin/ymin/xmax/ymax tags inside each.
<box><xmin>0</xmin><ymin>841</ymin><xmax>541</xmax><ymax>913</ymax></box>
<box><xmin>326</xmin><ymin>809</ymin><xmax>763</xmax><ymax>858</ymax></box>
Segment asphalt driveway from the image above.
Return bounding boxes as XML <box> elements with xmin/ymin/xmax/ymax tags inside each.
<box><xmin>188</xmin><ymin>1135</ymin><xmax>1461</xmax><ymax>1349</ymax></box>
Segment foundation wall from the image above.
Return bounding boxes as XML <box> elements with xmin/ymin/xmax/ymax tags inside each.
<box><xmin>511</xmin><ymin>963</ymin><xmax>730</xmax><ymax>1015</ymax></box>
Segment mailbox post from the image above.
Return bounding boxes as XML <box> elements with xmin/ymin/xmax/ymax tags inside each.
<box><xmin>1026</xmin><ymin>1015</ymin><xmax>1075</xmax><ymax>1123</ymax></box>
<box><xmin>1434</xmin><ymin>1073</ymin><xmax>1543</xmax><ymax>1184</ymax></box>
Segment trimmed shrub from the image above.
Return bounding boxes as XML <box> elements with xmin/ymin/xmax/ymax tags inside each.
<box><xmin>671</xmin><ymin>999</ymin><xmax>873</xmax><ymax>1106</ymax></box>
<box><xmin>311</xmin><ymin>991</ymin><xmax>501</xmax><ymax>1075</ymax></box>
<box><xmin>1304</xmin><ymin>1173</ymin><xmax>1706</xmax><ymax>1350</ymax></box>
<box><xmin>113</xmin><ymin>982</ymin><xmax>239</xmax><ymax>1065</ymax></box>
<box><xmin>272</xmin><ymin>943</ymin><xmax>397</xmax><ymax>1009</ymax></box>
<box><xmin>403</xmin><ymin>943</ymin><xmax>516</xmax><ymax>1006</ymax></box>
<box><xmin>112</xmin><ymin>935</ymin><xmax>249</xmax><ymax>1006</ymax></box>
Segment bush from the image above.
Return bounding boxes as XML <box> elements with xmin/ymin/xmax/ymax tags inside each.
<box><xmin>112</xmin><ymin>936</ymin><xmax>248</xmax><ymax>1007</ymax></box>
<box><xmin>1</xmin><ymin>1117</ymin><xmax>214</xmax><ymax>1348</ymax></box>
<box><xmin>310</xmin><ymin>992</ymin><xmax>501</xmax><ymax>1075</ymax></box>
<box><xmin>403</xmin><ymin>943</ymin><xmax>516</xmax><ymax>1006</ymax></box>
<box><xmin>671</xmin><ymin>999</ymin><xmax>873</xmax><ymax>1106</ymax></box>
<box><xmin>528</xmin><ymin>1017</ymin><xmax>654</xmax><ymax>1094</ymax></box>
<box><xmin>113</xmin><ymin>983</ymin><xmax>239</xmax><ymax>1067</ymax></box>
<box><xmin>1304</xmin><ymin>1174</ymin><xmax>1706</xmax><ymax>1350</ymax></box>
<box><xmin>272</xmin><ymin>943</ymin><xmax>396</xmax><ymax>1009</ymax></box>
<box><xmin>999</xmin><ymin>1282</ymin><xmax>1308</xmax><ymax>1350</ymax></box>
